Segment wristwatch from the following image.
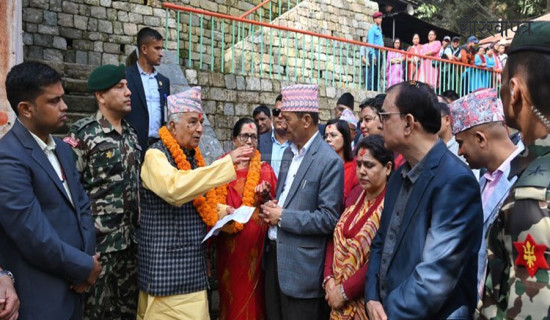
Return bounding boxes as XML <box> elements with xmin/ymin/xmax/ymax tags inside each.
<box><xmin>0</xmin><ymin>270</ymin><xmax>15</xmax><ymax>284</ymax></box>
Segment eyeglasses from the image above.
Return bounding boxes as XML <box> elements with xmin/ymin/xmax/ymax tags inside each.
<box><xmin>237</xmin><ymin>133</ymin><xmax>258</xmax><ymax>142</ymax></box>
<box><xmin>377</xmin><ymin>111</ymin><xmax>404</xmax><ymax>122</ymax></box>
<box><xmin>272</xmin><ymin>108</ymin><xmax>281</xmax><ymax>117</ymax></box>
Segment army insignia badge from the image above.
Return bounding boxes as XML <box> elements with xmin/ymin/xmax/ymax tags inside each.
<box><xmin>106</xmin><ymin>150</ymin><xmax>114</xmax><ymax>159</ymax></box>
<box><xmin>514</xmin><ymin>234</ymin><xmax>549</xmax><ymax>277</ymax></box>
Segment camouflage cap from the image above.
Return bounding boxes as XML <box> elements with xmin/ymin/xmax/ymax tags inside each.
<box><xmin>507</xmin><ymin>21</ymin><xmax>550</xmax><ymax>55</ymax></box>
<box><xmin>87</xmin><ymin>64</ymin><xmax>126</xmax><ymax>91</ymax></box>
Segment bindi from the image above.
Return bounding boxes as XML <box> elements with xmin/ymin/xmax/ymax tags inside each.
<box><xmin>359</xmin><ymin>149</ymin><xmax>367</xmax><ymax>158</ymax></box>
<box><xmin>247</xmin><ymin>123</ymin><xmax>255</xmax><ymax>130</ymax></box>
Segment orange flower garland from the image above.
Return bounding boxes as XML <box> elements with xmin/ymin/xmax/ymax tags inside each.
<box><xmin>216</xmin><ymin>150</ymin><xmax>262</xmax><ymax>234</ymax></box>
<box><xmin>158</xmin><ymin>126</ymin><xmax>218</xmax><ymax>227</ymax></box>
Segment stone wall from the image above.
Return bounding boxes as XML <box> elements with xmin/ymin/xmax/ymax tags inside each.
<box><xmin>184</xmin><ymin>68</ymin><xmax>375</xmax><ymax>152</ymax></box>
<box><xmin>22</xmin><ymin>0</ymin><xmax>271</xmax><ymax>66</ymax></box>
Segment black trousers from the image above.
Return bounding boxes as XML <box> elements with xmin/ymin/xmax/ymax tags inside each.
<box><xmin>264</xmin><ymin>240</ymin><xmax>329</xmax><ymax>320</ymax></box>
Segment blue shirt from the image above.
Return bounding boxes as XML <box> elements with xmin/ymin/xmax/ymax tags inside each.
<box><xmin>363</xmin><ymin>24</ymin><xmax>384</xmax><ymax>58</ymax></box>
<box><xmin>270</xmin><ymin>131</ymin><xmax>290</xmax><ymax>178</ymax></box>
<box><xmin>137</xmin><ymin>63</ymin><xmax>162</xmax><ymax>139</ymax></box>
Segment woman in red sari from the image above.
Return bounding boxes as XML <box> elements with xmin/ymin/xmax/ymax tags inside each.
<box><xmin>323</xmin><ymin>135</ymin><xmax>393</xmax><ymax>319</ymax></box>
<box><xmin>214</xmin><ymin>118</ymin><xmax>277</xmax><ymax>320</ymax></box>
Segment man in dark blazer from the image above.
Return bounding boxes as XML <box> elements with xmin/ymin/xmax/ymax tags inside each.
<box><xmin>125</xmin><ymin>27</ymin><xmax>171</xmax><ymax>156</ymax></box>
<box><xmin>0</xmin><ymin>61</ymin><xmax>101</xmax><ymax>319</ymax></box>
<box><xmin>365</xmin><ymin>81</ymin><xmax>483</xmax><ymax>320</ymax></box>
<box><xmin>261</xmin><ymin>84</ymin><xmax>343</xmax><ymax>320</ymax></box>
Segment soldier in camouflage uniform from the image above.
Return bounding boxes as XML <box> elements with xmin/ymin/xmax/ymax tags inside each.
<box><xmin>480</xmin><ymin>22</ymin><xmax>550</xmax><ymax>319</ymax></box>
<box><xmin>64</xmin><ymin>64</ymin><xmax>140</xmax><ymax>320</ymax></box>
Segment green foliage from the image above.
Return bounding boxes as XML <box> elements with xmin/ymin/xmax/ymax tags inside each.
<box><xmin>416</xmin><ymin>0</ymin><xmax>548</xmax><ymax>34</ymax></box>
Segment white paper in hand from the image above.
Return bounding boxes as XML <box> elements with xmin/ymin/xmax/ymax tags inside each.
<box><xmin>202</xmin><ymin>206</ymin><xmax>255</xmax><ymax>242</ymax></box>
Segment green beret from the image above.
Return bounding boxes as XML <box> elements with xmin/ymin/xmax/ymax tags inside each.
<box><xmin>87</xmin><ymin>64</ymin><xmax>126</xmax><ymax>91</ymax></box>
<box><xmin>508</xmin><ymin>22</ymin><xmax>550</xmax><ymax>55</ymax></box>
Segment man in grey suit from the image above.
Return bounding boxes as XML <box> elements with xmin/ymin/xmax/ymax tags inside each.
<box><xmin>260</xmin><ymin>84</ymin><xmax>344</xmax><ymax>320</ymax></box>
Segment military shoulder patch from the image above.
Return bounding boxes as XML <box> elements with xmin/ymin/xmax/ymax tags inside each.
<box><xmin>516</xmin><ymin>156</ymin><xmax>550</xmax><ymax>189</ymax></box>
<box><xmin>513</xmin><ymin>234</ymin><xmax>549</xmax><ymax>277</ymax></box>
<box><xmin>71</xmin><ymin>116</ymin><xmax>96</xmax><ymax>132</ymax></box>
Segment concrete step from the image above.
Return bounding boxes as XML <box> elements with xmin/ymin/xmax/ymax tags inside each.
<box><xmin>62</xmin><ymin>78</ymin><xmax>89</xmax><ymax>95</ymax></box>
<box><xmin>64</xmin><ymin>95</ymin><xmax>97</xmax><ymax>113</ymax></box>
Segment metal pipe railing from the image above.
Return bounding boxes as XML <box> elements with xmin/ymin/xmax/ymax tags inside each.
<box><xmin>162</xmin><ymin>2</ymin><xmax>502</xmax><ymax>96</ymax></box>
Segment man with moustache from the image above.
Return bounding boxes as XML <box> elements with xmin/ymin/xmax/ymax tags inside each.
<box><xmin>137</xmin><ymin>87</ymin><xmax>252</xmax><ymax>320</ymax></box>
<box><xmin>64</xmin><ymin>64</ymin><xmax>141</xmax><ymax>320</ymax></box>
<box><xmin>260</xmin><ymin>84</ymin><xmax>343</xmax><ymax>320</ymax></box>
<box><xmin>0</xmin><ymin>61</ymin><xmax>100</xmax><ymax>319</ymax></box>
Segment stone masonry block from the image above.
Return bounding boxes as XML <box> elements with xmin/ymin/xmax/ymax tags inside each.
<box><xmin>102</xmin><ymin>53</ymin><xmax>119</xmax><ymax>65</ymax></box>
<box><xmin>237</xmin><ymin>91</ymin><xmax>260</xmax><ymax>103</ymax></box>
<box><xmin>53</xmin><ymin>36</ymin><xmax>67</xmax><ymax>50</ymax></box>
<box><xmin>43</xmin><ymin>10</ymin><xmax>57</xmax><ymax>26</ymax></box>
<box><xmin>38</xmin><ymin>25</ymin><xmax>58</xmax><ymax>36</ymax></box>
<box><xmin>259</xmin><ymin>92</ymin><xmax>278</xmax><ymax>105</ymax></box>
<box><xmin>28</xmin><ymin>46</ymin><xmax>44</xmax><ymax>59</ymax></box>
<box><xmin>88</xmin><ymin>18</ymin><xmax>98</xmax><ymax>31</ymax></box>
<box><xmin>74</xmin><ymin>39</ymin><xmax>94</xmax><ymax>51</ymax></box>
<box><xmin>113</xmin><ymin>21</ymin><xmax>123</xmax><ymax>34</ymax></box>
<box><xmin>30</xmin><ymin>0</ymin><xmax>49</xmax><ymax>10</ymax></box>
<box><xmin>207</xmin><ymin>88</ymin><xmax>237</xmax><ymax>102</ymax></box>
<box><xmin>246</xmin><ymin>77</ymin><xmax>261</xmax><ymax>91</ymax></box>
<box><xmin>23</xmin><ymin>8</ymin><xmax>43</xmax><ymax>23</ymax></box>
<box><xmin>23</xmin><ymin>33</ymin><xmax>34</xmax><ymax>45</ymax></box>
<box><xmin>90</xmin><ymin>6</ymin><xmax>106</xmax><ymax>19</ymax></box>
<box><xmin>26</xmin><ymin>23</ymin><xmax>38</xmax><ymax>33</ymax></box>
<box><xmin>100</xmin><ymin>0</ymin><xmax>112</xmax><ymax>6</ymax></box>
<box><xmin>223</xmin><ymin>103</ymin><xmax>235</xmax><ymax>116</ymax></box>
<box><xmin>58</xmin><ymin>13</ymin><xmax>73</xmax><ymax>27</ymax></box>
<box><xmin>234</xmin><ymin>103</ymin><xmax>249</xmax><ymax>116</ymax></box>
<box><xmin>107</xmin><ymin>9</ymin><xmax>117</xmax><ymax>21</ymax></box>
<box><xmin>131</xmin><ymin>4</ymin><xmax>152</xmax><ymax>15</ymax></box>
<box><xmin>260</xmin><ymin>79</ymin><xmax>273</xmax><ymax>92</ymax></box>
<box><xmin>236</xmin><ymin>76</ymin><xmax>245</xmax><ymax>90</ymax></box>
<box><xmin>33</xmin><ymin>34</ymin><xmax>53</xmax><ymax>46</ymax></box>
<box><xmin>98</xmin><ymin>20</ymin><xmax>113</xmax><ymax>33</ymax></box>
<box><xmin>76</xmin><ymin>50</ymin><xmax>88</xmax><ymax>64</ymax></box>
<box><xmin>224</xmin><ymin>74</ymin><xmax>236</xmax><ymax>90</ymax></box>
<box><xmin>185</xmin><ymin>69</ymin><xmax>198</xmax><ymax>85</ymax></box>
<box><xmin>143</xmin><ymin>16</ymin><xmax>161</xmax><ymax>27</ymax></box>
<box><xmin>123</xmin><ymin>23</ymin><xmax>137</xmax><ymax>35</ymax></box>
<box><xmin>118</xmin><ymin>11</ymin><xmax>129</xmax><ymax>22</ymax></box>
<box><xmin>74</xmin><ymin>16</ymin><xmax>88</xmax><ymax>30</ymax></box>
<box><xmin>44</xmin><ymin>49</ymin><xmax>64</xmax><ymax>62</ymax></box>
<box><xmin>209</xmin><ymin>73</ymin><xmax>225</xmax><ymax>87</ymax></box>
<box><xmin>111</xmin><ymin>1</ymin><xmax>129</xmax><ymax>11</ymax></box>
<box><xmin>128</xmin><ymin>13</ymin><xmax>143</xmax><ymax>24</ymax></box>
<box><xmin>104</xmin><ymin>42</ymin><xmax>120</xmax><ymax>54</ymax></box>
<box><xmin>62</xmin><ymin>2</ymin><xmax>79</xmax><ymax>14</ymax></box>
<box><xmin>49</xmin><ymin>0</ymin><xmax>62</xmax><ymax>12</ymax></box>
<box><xmin>198</xmin><ymin>72</ymin><xmax>210</xmax><ymax>86</ymax></box>
<box><xmin>203</xmin><ymin>101</ymin><xmax>216</xmax><ymax>114</ymax></box>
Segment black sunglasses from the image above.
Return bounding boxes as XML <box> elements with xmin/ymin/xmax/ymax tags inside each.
<box><xmin>273</xmin><ymin>108</ymin><xmax>281</xmax><ymax>117</ymax></box>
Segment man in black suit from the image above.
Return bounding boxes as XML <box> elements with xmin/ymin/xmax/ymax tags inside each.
<box><xmin>125</xmin><ymin>27</ymin><xmax>171</xmax><ymax>156</ymax></box>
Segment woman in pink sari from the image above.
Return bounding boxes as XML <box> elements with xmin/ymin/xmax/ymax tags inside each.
<box><xmin>386</xmin><ymin>38</ymin><xmax>404</xmax><ymax>87</ymax></box>
<box><xmin>418</xmin><ymin>30</ymin><xmax>442</xmax><ymax>89</ymax></box>
<box><xmin>406</xmin><ymin>34</ymin><xmax>422</xmax><ymax>81</ymax></box>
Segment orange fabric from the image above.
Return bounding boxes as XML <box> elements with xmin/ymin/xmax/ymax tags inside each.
<box><xmin>215</xmin><ymin>161</ymin><xmax>277</xmax><ymax>320</ymax></box>
<box><xmin>330</xmin><ymin>189</ymin><xmax>384</xmax><ymax>320</ymax></box>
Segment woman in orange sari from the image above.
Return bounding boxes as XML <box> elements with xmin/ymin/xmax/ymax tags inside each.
<box><xmin>323</xmin><ymin>135</ymin><xmax>393</xmax><ymax>319</ymax></box>
<box><xmin>214</xmin><ymin>118</ymin><xmax>277</xmax><ymax>320</ymax></box>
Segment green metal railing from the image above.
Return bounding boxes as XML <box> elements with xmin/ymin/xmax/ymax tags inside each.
<box><xmin>240</xmin><ymin>0</ymin><xmax>303</xmax><ymax>22</ymax></box>
<box><xmin>163</xmin><ymin>2</ymin><xmax>501</xmax><ymax>96</ymax></box>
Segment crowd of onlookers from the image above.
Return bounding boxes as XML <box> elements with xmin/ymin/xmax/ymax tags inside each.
<box><xmin>362</xmin><ymin>11</ymin><xmax>509</xmax><ymax>95</ymax></box>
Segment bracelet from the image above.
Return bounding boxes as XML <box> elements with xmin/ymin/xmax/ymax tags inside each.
<box><xmin>339</xmin><ymin>284</ymin><xmax>349</xmax><ymax>301</ymax></box>
<box><xmin>322</xmin><ymin>275</ymin><xmax>334</xmax><ymax>289</ymax></box>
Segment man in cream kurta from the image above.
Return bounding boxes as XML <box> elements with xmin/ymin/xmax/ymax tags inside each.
<box><xmin>137</xmin><ymin>87</ymin><xmax>252</xmax><ymax>320</ymax></box>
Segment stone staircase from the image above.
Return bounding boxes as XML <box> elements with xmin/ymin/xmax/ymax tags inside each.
<box><xmin>223</xmin><ymin>0</ymin><xmax>378</xmax><ymax>87</ymax></box>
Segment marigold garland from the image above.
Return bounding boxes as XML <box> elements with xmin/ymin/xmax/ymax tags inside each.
<box><xmin>159</xmin><ymin>126</ymin><xmax>218</xmax><ymax>227</ymax></box>
<box><xmin>216</xmin><ymin>150</ymin><xmax>262</xmax><ymax>234</ymax></box>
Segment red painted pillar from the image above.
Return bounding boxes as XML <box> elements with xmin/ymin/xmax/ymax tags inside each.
<box><xmin>0</xmin><ymin>0</ymin><xmax>22</xmax><ymax>138</ymax></box>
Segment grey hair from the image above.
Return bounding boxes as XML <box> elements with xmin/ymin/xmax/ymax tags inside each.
<box><xmin>168</xmin><ymin>113</ymin><xmax>182</xmax><ymax>124</ymax></box>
